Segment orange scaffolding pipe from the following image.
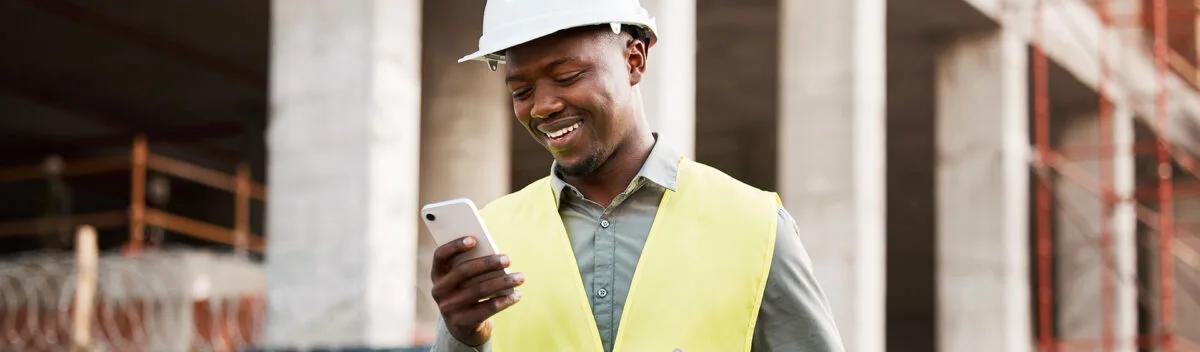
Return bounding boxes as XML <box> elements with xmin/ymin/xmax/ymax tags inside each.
<box><xmin>1097</xmin><ymin>0</ymin><xmax>1116</xmax><ymax>348</ymax></box>
<box><xmin>1033</xmin><ymin>0</ymin><xmax>1055</xmax><ymax>351</ymax></box>
<box><xmin>129</xmin><ymin>135</ymin><xmax>147</xmax><ymax>253</ymax></box>
<box><xmin>1152</xmin><ymin>0</ymin><xmax>1177</xmax><ymax>349</ymax></box>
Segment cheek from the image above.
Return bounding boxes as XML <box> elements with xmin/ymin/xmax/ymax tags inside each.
<box><xmin>513</xmin><ymin>102</ymin><xmax>532</xmax><ymax>124</ymax></box>
<box><xmin>572</xmin><ymin>78</ymin><xmax>614</xmax><ymax>110</ymax></box>
<box><xmin>578</xmin><ymin>89</ymin><xmax>617</xmax><ymax>137</ymax></box>
<box><xmin>563</xmin><ymin>92</ymin><xmax>607</xmax><ymax>136</ymax></box>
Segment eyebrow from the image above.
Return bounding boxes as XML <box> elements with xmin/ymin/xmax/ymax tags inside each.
<box><xmin>505</xmin><ymin>56</ymin><xmax>584</xmax><ymax>83</ymax></box>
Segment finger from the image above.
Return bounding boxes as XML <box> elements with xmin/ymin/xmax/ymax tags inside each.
<box><xmin>437</xmin><ymin>272</ymin><xmax>520</xmax><ymax>316</ymax></box>
<box><xmin>432</xmin><ymin>236</ymin><xmax>477</xmax><ymax>277</ymax></box>
<box><xmin>460</xmin><ymin>292</ymin><xmax>522</xmax><ymax>326</ymax></box>
<box><xmin>432</xmin><ymin>254</ymin><xmax>508</xmax><ymax>302</ymax></box>
<box><xmin>441</xmin><ymin>254</ymin><xmax>509</xmax><ymax>290</ymax></box>
<box><xmin>453</xmin><ymin>272</ymin><xmax>525</xmax><ymax>307</ymax></box>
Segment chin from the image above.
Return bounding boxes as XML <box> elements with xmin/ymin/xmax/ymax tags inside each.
<box><xmin>555</xmin><ymin>153</ymin><xmax>601</xmax><ymax>176</ymax></box>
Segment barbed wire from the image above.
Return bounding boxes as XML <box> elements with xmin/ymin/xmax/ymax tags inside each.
<box><xmin>0</xmin><ymin>249</ymin><xmax>264</xmax><ymax>352</ymax></box>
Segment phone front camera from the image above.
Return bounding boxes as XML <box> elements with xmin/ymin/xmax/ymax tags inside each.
<box><xmin>425</xmin><ymin>213</ymin><xmax>436</xmax><ymax>221</ymax></box>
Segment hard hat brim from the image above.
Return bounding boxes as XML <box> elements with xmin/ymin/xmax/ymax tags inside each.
<box><xmin>458</xmin><ymin>51</ymin><xmax>505</xmax><ymax>64</ymax></box>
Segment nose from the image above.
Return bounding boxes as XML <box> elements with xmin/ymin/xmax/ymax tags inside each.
<box><xmin>529</xmin><ymin>91</ymin><xmax>565</xmax><ymax>119</ymax></box>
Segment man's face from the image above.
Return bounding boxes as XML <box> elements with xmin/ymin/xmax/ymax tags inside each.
<box><xmin>504</xmin><ymin>27</ymin><xmax>645</xmax><ymax>176</ymax></box>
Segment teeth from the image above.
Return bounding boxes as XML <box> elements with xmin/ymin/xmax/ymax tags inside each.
<box><xmin>545</xmin><ymin>122</ymin><xmax>581</xmax><ymax>139</ymax></box>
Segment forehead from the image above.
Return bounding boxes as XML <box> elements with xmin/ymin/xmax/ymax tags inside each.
<box><xmin>504</xmin><ymin>28</ymin><xmax>615</xmax><ymax>77</ymax></box>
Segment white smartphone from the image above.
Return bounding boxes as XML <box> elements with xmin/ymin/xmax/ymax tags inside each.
<box><xmin>420</xmin><ymin>198</ymin><xmax>513</xmax><ymax>297</ymax></box>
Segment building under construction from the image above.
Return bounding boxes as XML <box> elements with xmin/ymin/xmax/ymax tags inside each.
<box><xmin>1</xmin><ymin>0</ymin><xmax>1199</xmax><ymax>351</ymax></box>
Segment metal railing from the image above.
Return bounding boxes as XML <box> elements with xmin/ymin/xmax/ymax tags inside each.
<box><xmin>0</xmin><ymin>135</ymin><xmax>267</xmax><ymax>253</ymax></box>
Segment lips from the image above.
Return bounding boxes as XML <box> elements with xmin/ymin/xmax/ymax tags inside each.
<box><xmin>534</xmin><ymin>116</ymin><xmax>584</xmax><ymax>149</ymax></box>
<box><xmin>543</xmin><ymin>121</ymin><xmax>580</xmax><ymax>139</ymax></box>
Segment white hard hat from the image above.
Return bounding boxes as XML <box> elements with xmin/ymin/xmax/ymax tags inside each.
<box><xmin>459</xmin><ymin>0</ymin><xmax>659</xmax><ymax>68</ymax></box>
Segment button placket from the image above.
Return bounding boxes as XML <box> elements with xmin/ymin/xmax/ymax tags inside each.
<box><xmin>593</xmin><ymin>214</ymin><xmax>617</xmax><ymax>348</ymax></box>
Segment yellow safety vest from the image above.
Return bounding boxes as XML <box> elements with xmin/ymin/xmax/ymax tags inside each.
<box><xmin>480</xmin><ymin>158</ymin><xmax>778</xmax><ymax>352</ymax></box>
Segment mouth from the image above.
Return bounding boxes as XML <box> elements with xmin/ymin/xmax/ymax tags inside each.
<box><xmin>543</xmin><ymin>121</ymin><xmax>580</xmax><ymax>139</ymax></box>
<box><xmin>536</xmin><ymin>117</ymin><xmax>584</xmax><ymax>149</ymax></box>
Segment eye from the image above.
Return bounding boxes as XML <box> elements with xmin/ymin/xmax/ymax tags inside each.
<box><xmin>554</xmin><ymin>70</ymin><xmax>585</xmax><ymax>84</ymax></box>
<box><xmin>511</xmin><ymin>87</ymin><xmax>532</xmax><ymax>101</ymax></box>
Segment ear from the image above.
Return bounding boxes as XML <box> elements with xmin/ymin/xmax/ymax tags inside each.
<box><xmin>625</xmin><ymin>39</ymin><xmax>647</xmax><ymax>86</ymax></box>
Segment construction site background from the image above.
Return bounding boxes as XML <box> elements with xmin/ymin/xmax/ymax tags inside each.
<box><xmin>1</xmin><ymin>0</ymin><xmax>1199</xmax><ymax>351</ymax></box>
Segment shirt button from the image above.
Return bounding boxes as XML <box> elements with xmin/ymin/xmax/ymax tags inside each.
<box><xmin>600</xmin><ymin>219</ymin><xmax>611</xmax><ymax>228</ymax></box>
<box><xmin>597</xmin><ymin>288</ymin><xmax>608</xmax><ymax>298</ymax></box>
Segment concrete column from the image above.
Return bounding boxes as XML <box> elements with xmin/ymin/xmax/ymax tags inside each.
<box><xmin>414</xmin><ymin>0</ymin><xmax>512</xmax><ymax>344</ymax></box>
<box><xmin>266</xmin><ymin>0</ymin><xmax>421</xmax><ymax>348</ymax></box>
<box><xmin>638</xmin><ymin>0</ymin><xmax>696</xmax><ymax>156</ymax></box>
<box><xmin>934</xmin><ymin>30</ymin><xmax>1031</xmax><ymax>352</ymax></box>
<box><xmin>778</xmin><ymin>0</ymin><xmax>885</xmax><ymax>351</ymax></box>
<box><xmin>1054</xmin><ymin>110</ymin><xmax>1136</xmax><ymax>351</ymax></box>
<box><xmin>1112</xmin><ymin>105</ymin><xmax>1139</xmax><ymax>349</ymax></box>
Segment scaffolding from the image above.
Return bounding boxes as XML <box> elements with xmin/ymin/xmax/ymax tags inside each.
<box><xmin>0</xmin><ymin>136</ymin><xmax>266</xmax><ymax>254</ymax></box>
<box><xmin>1031</xmin><ymin>0</ymin><xmax>1200</xmax><ymax>350</ymax></box>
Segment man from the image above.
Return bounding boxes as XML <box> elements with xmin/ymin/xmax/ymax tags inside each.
<box><xmin>430</xmin><ymin>1</ymin><xmax>844</xmax><ymax>351</ymax></box>
<box><xmin>37</xmin><ymin>155</ymin><xmax>73</xmax><ymax>249</ymax></box>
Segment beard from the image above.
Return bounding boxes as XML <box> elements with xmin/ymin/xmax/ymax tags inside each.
<box><xmin>557</xmin><ymin>150</ymin><xmax>603</xmax><ymax>176</ymax></box>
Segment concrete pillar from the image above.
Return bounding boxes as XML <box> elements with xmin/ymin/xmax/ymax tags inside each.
<box><xmin>638</xmin><ymin>0</ymin><xmax>696</xmax><ymax>156</ymax></box>
<box><xmin>778</xmin><ymin>0</ymin><xmax>885</xmax><ymax>351</ymax></box>
<box><xmin>1054</xmin><ymin>109</ymin><xmax>1136</xmax><ymax>351</ymax></box>
<box><xmin>1113</xmin><ymin>105</ymin><xmax>1139</xmax><ymax>349</ymax></box>
<box><xmin>934</xmin><ymin>30</ymin><xmax>1031</xmax><ymax>352</ymax></box>
<box><xmin>266</xmin><ymin>0</ymin><xmax>421</xmax><ymax>348</ymax></box>
<box><xmin>414</xmin><ymin>0</ymin><xmax>512</xmax><ymax>344</ymax></box>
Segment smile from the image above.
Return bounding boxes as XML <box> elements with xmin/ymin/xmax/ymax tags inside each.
<box><xmin>543</xmin><ymin>121</ymin><xmax>581</xmax><ymax>140</ymax></box>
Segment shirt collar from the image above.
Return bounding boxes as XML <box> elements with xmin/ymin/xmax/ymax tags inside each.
<box><xmin>549</xmin><ymin>133</ymin><xmax>681</xmax><ymax>203</ymax></box>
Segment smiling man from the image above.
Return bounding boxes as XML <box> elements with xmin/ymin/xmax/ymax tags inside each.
<box><xmin>428</xmin><ymin>1</ymin><xmax>844</xmax><ymax>351</ymax></box>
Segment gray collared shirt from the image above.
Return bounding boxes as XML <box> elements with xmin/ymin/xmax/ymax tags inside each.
<box><xmin>434</xmin><ymin>138</ymin><xmax>845</xmax><ymax>352</ymax></box>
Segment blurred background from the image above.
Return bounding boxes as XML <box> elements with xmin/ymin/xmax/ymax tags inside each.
<box><xmin>1</xmin><ymin>0</ymin><xmax>1199</xmax><ymax>351</ymax></box>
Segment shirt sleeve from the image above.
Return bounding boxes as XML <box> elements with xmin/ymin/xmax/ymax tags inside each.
<box><xmin>431</xmin><ymin>316</ymin><xmax>492</xmax><ymax>352</ymax></box>
<box><xmin>750</xmin><ymin>207</ymin><xmax>846</xmax><ymax>352</ymax></box>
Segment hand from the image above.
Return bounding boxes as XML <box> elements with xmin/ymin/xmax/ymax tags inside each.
<box><xmin>431</xmin><ymin>236</ymin><xmax>525</xmax><ymax>346</ymax></box>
